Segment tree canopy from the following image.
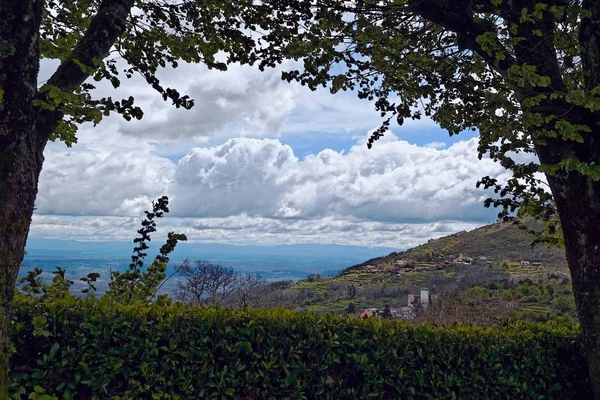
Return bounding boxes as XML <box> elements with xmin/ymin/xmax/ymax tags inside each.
<box><xmin>27</xmin><ymin>0</ymin><xmax>282</xmax><ymax>147</ymax></box>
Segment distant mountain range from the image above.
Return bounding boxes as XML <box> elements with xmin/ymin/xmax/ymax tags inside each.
<box><xmin>23</xmin><ymin>238</ymin><xmax>401</xmax><ymax>283</ymax></box>
<box><xmin>26</xmin><ymin>237</ymin><xmax>399</xmax><ymax>258</ymax></box>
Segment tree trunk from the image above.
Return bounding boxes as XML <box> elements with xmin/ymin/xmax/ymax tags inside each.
<box><xmin>0</xmin><ymin>0</ymin><xmax>44</xmax><ymax>394</ymax></box>
<box><xmin>549</xmin><ymin>170</ymin><xmax>600</xmax><ymax>399</ymax></box>
<box><xmin>0</xmin><ymin>133</ymin><xmax>44</xmax><ymax>395</ymax></box>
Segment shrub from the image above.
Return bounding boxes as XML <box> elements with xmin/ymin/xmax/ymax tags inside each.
<box><xmin>9</xmin><ymin>296</ymin><xmax>591</xmax><ymax>399</ymax></box>
<box><xmin>553</xmin><ymin>296</ymin><xmax>576</xmax><ymax>315</ymax></box>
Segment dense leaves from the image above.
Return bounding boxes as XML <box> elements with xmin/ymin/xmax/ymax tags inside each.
<box><xmin>9</xmin><ymin>296</ymin><xmax>591</xmax><ymax>399</ymax></box>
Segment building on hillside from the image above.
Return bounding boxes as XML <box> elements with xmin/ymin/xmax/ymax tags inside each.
<box><xmin>531</xmin><ymin>261</ymin><xmax>543</xmax><ymax>267</ymax></box>
<box><xmin>406</xmin><ymin>289</ymin><xmax>431</xmax><ymax>309</ymax></box>
<box><xmin>360</xmin><ymin>310</ymin><xmax>373</xmax><ymax>319</ymax></box>
<box><xmin>420</xmin><ymin>288</ymin><xmax>430</xmax><ymax>308</ymax></box>
<box><xmin>505</xmin><ymin>300</ymin><xmax>519</xmax><ymax>309</ymax></box>
<box><xmin>520</xmin><ymin>260</ymin><xmax>531</xmax><ymax>266</ymax></box>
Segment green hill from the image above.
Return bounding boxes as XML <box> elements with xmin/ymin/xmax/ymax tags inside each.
<box><xmin>344</xmin><ymin>221</ymin><xmax>567</xmax><ymax>272</ymax></box>
<box><xmin>259</xmin><ymin>221</ymin><xmax>574</xmax><ymax>323</ymax></box>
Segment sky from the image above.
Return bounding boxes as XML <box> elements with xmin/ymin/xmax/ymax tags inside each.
<box><xmin>30</xmin><ymin>59</ymin><xmax>514</xmax><ymax>249</ymax></box>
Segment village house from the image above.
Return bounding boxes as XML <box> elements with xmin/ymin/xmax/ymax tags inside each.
<box><xmin>406</xmin><ymin>288</ymin><xmax>431</xmax><ymax>309</ymax></box>
<box><xmin>359</xmin><ymin>310</ymin><xmax>373</xmax><ymax>319</ymax></box>
<box><xmin>420</xmin><ymin>288</ymin><xmax>430</xmax><ymax>308</ymax></box>
<box><xmin>505</xmin><ymin>300</ymin><xmax>519</xmax><ymax>309</ymax></box>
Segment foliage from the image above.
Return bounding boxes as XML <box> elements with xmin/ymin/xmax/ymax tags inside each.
<box><xmin>15</xmin><ymin>195</ymin><xmax>187</xmax><ymax>306</ymax></box>
<box><xmin>176</xmin><ymin>260</ymin><xmax>267</xmax><ymax>307</ymax></box>
<box><xmin>9</xmin><ymin>294</ymin><xmax>591</xmax><ymax>399</ymax></box>
<box><xmin>107</xmin><ymin>196</ymin><xmax>187</xmax><ymax>304</ymax></box>
<box><xmin>304</xmin><ymin>273</ymin><xmax>324</xmax><ymax>282</ymax></box>
<box><xmin>29</xmin><ymin>1</ymin><xmax>288</xmax><ymax>147</ymax></box>
<box><xmin>346</xmin><ymin>301</ymin><xmax>356</xmax><ymax>314</ymax></box>
<box><xmin>381</xmin><ymin>303</ymin><xmax>392</xmax><ymax>319</ymax></box>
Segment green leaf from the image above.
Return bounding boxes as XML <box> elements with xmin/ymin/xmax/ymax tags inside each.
<box><xmin>49</xmin><ymin>343</ymin><xmax>60</xmax><ymax>359</ymax></box>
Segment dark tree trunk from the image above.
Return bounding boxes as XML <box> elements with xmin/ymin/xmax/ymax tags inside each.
<box><xmin>0</xmin><ymin>132</ymin><xmax>44</xmax><ymax>395</ymax></box>
<box><xmin>0</xmin><ymin>0</ymin><xmax>44</xmax><ymax>394</ymax></box>
<box><xmin>550</xmin><ymin>171</ymin><xmax>600</xmax><ymax>399</ymax></box>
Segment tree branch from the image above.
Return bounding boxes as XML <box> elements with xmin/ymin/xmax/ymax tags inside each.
<box><xmin>580</xmin><ymin>0</ymin><xmax>600</xmax><ymax>91</ymax></box>
<box><xmin>34</xmin><ymin>0</ymin><xmax>135</xmax><ymax>143</ymax></box>
<box><xmin>406</xmin><ymin>0</ymin><xmax>517</xmax><ymax>83</ymax></box>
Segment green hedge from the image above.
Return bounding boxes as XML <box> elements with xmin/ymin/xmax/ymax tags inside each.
<box><xmin>10</xmin><ymin>297</ymin><xmax>591</xmax><ymax>399</ymax></box>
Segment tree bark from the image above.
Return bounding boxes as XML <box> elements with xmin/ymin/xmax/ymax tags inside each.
<box><xmin>0</xmin><ymin>1</ymin><xmax>44</xmax><ymax>395</ymax></box>
<box><xmin>0</xmin><ymin>131</ymin><xmax>44</xmax><ymax>396</ymax></box>
<box><xmin>548</xmin><ymin>170</ymin><xmax>600</xmax><ymax>399</ymax></box>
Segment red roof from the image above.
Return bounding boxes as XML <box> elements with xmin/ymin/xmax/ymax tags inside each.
<box><xmin>360</xmin><ymin>310</ymin><xmax>373</xmax><ymax>319</ymax></box>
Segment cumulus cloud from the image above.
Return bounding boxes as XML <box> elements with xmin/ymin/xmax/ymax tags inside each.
<box><xmin>425</xmin><ymin>141</ymin><xmax>447</xmax><ymax>149</ymax></box>
<box><xmin>33</xmin><ymin>58</ymin><xmax>513</xmax><ymax>249</ymax></box>
<box><xmin>30</xmin><ymin>214</ymin><xmax>483</xmax><ymax>248</ymax></box>
<box><xmin>33</xmin><ymin>125</ymin><xmax>510</xmax><ymax>246</ymax></box>
<box><xmin>118</xmin><ymin>63</ymin><xmax>297</xmax><ymax>140</ymax></box>
<box><xmin>36</xmin><ymin>123</ymin><xmax>175</xmax><ymax>216</ymax></box>
<box><xmin>171</xmin><ymin>137</ymin><xmax>297</xmax><ymax>217</ymax></box>
<box><xmin>169</xmin><ymin>133</ymin><xmax>510</xmax><ymax>223</ymax></box>
<box><xmin>71</xmin><ymin>59</ymin><xmax>419</xmax><ymax>142</ymax></box>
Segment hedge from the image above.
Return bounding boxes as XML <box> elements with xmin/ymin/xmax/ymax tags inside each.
<box><xmin>9</xmin><ymin>297</ymin><xmax>592</xmax><ymax>399</ymax></box>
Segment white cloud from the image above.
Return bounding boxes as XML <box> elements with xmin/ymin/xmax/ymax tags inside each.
<box><xmin>169</xmin><ymin>133</ymin><xmax>510</xmax><ymax>223</ymax></box>
<box><xmin>36</xmin><ymin>123</ymin><xmax>175</xmax><ymax>216</ymax></box>
<box><xmin>31</xmin><ymin>54</ymin><xmax>522</xmax><ymax>253</ymax></box>
<box><xmin>120</xmin><ymin>64</ymin><xmax>298</xmax><ymax>140</ymax></box>
<box><xmin>30</xmin><ymin>214</ymin><xmax>484</xmax><ymax>248</ymax></box>
<box><xmin>171</xmin><ymin>137</ymin><xmax>297</xmax><ymax>217</ymax></box>
<box><xmin>32</xmin><ymin>128</ymin><xmax>509</xmax><ymax>247</ymax></box>
<box><xmin>58</xmin><ymin>59</ymin><xmax>429</xmax><ymax>143</ymax></box>
<box><xmin>425</xmin><ymin>141</ymin><xmax>447</xmax><ymax>149</ymax></box>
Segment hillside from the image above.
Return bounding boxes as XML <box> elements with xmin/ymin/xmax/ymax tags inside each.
<box><xmin>344</xmin><ymin>221</ymin><xmax>567</xmax><ymax>272</ymax></box>
<box><xmin>260</xmin><ymin>221</ymin><xmax>575</xmax><ymax>324</ymax></box>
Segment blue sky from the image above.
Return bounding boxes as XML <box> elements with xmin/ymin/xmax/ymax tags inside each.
<box><xmin>30</xmin><ymin>60</ymin><xmax>508</xmax><ymax>249</ymax></box>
